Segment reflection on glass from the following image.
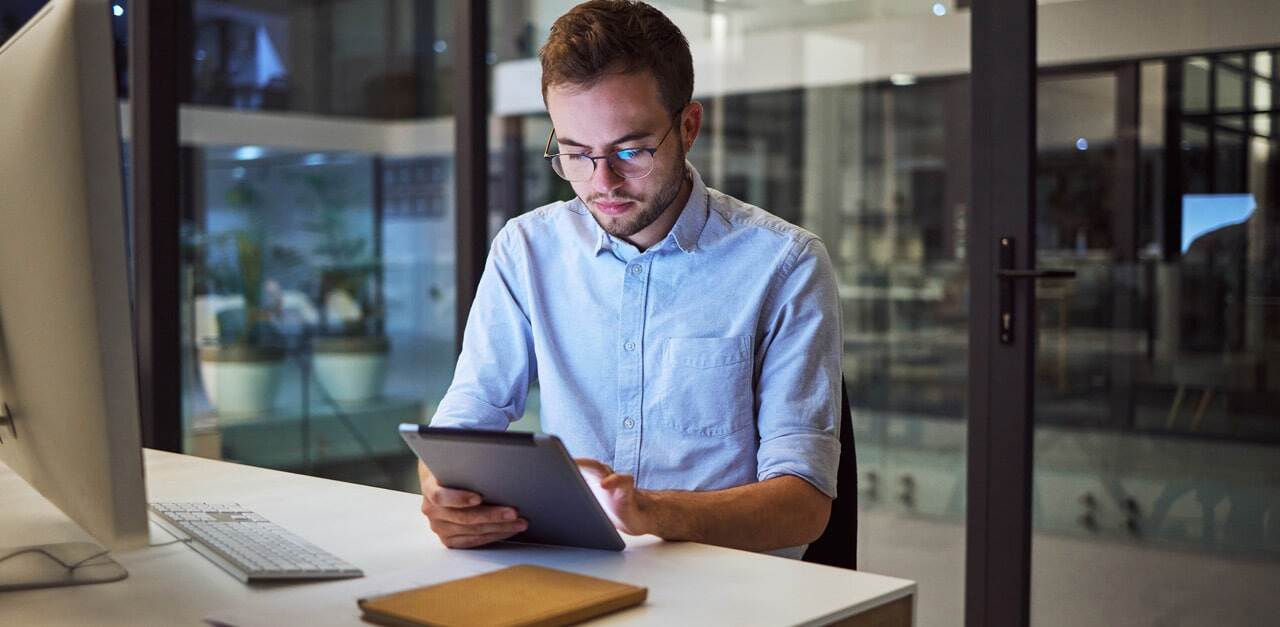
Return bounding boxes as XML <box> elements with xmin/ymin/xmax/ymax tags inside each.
<box><xmin>1217</xmin><ymin>65</ymin><xmax>1245</xmax><ymax>111</ymax></box>
<box><xmin>1181</xmin><ymin>194</ymin><xmax>1256</xmax><ymax>253</ymax></box>
<box><xmin>179</xmin><ymin>0</ymin><xmax>459</xmax><ymax>490</ymax></box>
<box><xmin>1183</xmin><ymin>57</ymin><xmax>1211</xmax><ymax>112</ymax></box>
<box><xmin>1254</xmin><ymin>113</ymin><xmax>1273</xmax><ymax>138</ymax></box>
<box><xmin>1255</xmin><ymin>51</ymin><xmax>1274</xmax><ymax>78</ymax></box>
<box><xmin>489</xmin><ymin>2</ymin><xmax>971</xmax><ymax>624</ymax></box>
<box><xmin>1034</xmin><ymin>20</ymin><xmax>1280</xmax><ymax>624</ymax></box>
<box><xmin>189</xmin><ymin>0</ymin><xmax>455</xmax><ymax>118</ymax></box>
<box><xmin>184</xmin><ymin>145</ymin><xmax>456</xmax><ymax>486</ymax></box>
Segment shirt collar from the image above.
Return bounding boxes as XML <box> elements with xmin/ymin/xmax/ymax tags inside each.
<box><xmin>670</xmin><ymin>162</ymin><xmax>709</xmax><ymax>254</ymax></box>
<box><xmin>589</xmin><ymin>161</ymin><xmax>709</xmax><ymax>257</ymax></box>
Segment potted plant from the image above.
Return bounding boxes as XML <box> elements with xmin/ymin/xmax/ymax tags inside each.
<box><xmin>196</xmin><ymin>180</ymin><xmax>294</xmax><ymax>420</ymax></box>
<box><xmin>300</xmin><ymin>172</ymin><xmax>390</xmax><ymax>405</ymax></box>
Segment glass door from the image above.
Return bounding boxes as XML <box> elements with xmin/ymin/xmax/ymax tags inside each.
<box><xmin>1031</xmin><ymin>2</ymin><xmax>1280</xmax><ymax>625</ymax></box>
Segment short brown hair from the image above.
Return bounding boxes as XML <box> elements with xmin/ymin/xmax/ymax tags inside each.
<box><xmin>539</xmin><ymin>0</ymin><xmax>693</xmax><ymax>116</ymax></box>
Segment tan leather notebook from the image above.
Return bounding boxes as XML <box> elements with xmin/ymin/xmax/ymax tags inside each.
<box><xmin>357</xmin><ymin>564</ymin><xmax>648</xmax><ymax>627</ymax></box>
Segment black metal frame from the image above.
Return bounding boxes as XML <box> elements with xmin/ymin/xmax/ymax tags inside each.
<box><xmin>129</xmin><ymin>0</ymin><xmax>185</xmax><ymax>452</ymax></box>
<box><xmin>453</xmin><ymin>0</ymin><xmax>489</xmax><ymax>354</ymax></box>
<box><xmin>967</xmin><ymin>1</ymin><xmax>1036</xmax><ymax>625</ymax></box>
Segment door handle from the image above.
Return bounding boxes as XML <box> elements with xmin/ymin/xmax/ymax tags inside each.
<box><xmin>998</xmin><ymin>237</ymin><xmax>1076</xmax><ymax>345</ymax></box>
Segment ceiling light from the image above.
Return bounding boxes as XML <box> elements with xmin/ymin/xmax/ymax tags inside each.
<box><xmin>234</xmin><ymin>146</ymin><xmax>264</xmax><ymax>161</ymax></box>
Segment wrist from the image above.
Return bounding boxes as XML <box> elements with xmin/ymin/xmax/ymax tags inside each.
<box><xmin>631</xmin><ymin>489</ymin><xmax>660</xmax><ymax>536</ymax></box>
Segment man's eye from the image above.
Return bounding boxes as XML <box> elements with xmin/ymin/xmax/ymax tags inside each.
<box><xmin>564</xmin><ymin>154</ymin><xmax>591</xmax><ymax>162</ymax></box>
<box><xmin>615</xmin><ymin>148</ymin><xmax>643</xmax><ymax>162</ymax></box>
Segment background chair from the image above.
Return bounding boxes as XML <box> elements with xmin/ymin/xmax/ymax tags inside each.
<box><xmin>802</xmin><ymin>379</ymin><xmax>857</xmax><ymax>569</ymax></box>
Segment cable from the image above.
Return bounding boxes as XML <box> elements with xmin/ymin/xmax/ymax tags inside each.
<box><xmin>0</xmin><ymin>538</ymin><xmax>191</xmax><ymax>572</ymax></box>
<box><xmin>0</xmin><ymin>547</ymin><xmax>109</xmax><ymax>571</ymax></box>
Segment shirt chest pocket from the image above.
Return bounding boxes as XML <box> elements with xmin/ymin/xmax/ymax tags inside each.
<box><xmin>653</xmin><ymin>336</ymin><xmax>754</xmax><ymax>437</ymax></box>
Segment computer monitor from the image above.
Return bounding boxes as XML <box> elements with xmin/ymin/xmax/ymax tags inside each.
<box><xmin>0</xmin><ymin>0</ymin><xmax>148</xmax><ymax>589</ymax></box>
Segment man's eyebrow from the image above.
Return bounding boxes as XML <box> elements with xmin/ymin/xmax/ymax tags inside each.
<box><xmin>555</xmin><ymin>130</ymin><xmax>654</xmax><ymax>149</ymax></box>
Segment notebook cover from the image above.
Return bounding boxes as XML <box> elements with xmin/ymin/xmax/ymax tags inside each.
<box><xmin>357</xmin><ymin>564</ymin><xmax>648</xmax><ymax>627</ymax></box>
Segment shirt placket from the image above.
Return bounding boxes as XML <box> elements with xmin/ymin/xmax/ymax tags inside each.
<box><xmin>613</xmin><ymin>254</ymin><xmax>651</xmax><ymax>479</ymax></box>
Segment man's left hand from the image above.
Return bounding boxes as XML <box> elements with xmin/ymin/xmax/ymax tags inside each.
<box><xmin>574</xmin><ymin>458</ymin><xmax>651</xmax><ymax>536</ymax></box>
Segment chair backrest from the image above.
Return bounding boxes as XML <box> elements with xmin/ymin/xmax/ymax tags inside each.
<box><xmin>801</xmin><ymin>378</ymin><xmax>857</xmax><ymax>569</ymax></box>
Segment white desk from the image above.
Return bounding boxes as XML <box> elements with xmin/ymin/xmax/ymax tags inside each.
<box><xmin>1</xmin><ymin>450</ymin><xmax>915</xmax><ymax>626</ymax></box>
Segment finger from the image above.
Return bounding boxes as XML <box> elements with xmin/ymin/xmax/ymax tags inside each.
<box><xmin>575</xmin><ymin>458</ymin><xmax>614</xmax><ymax>478</ymax></box>
<box><xmin>430</xmin><ymin>504</ymin><xmax>519</xmax><ymax>526</ymax></box>
<box><xmin>432</xmin><ymin>518</ymin><xmax>528</xmax><ymax>539</ymax></box>
<box><xmin>418</xmin><ymin>462</ymin><xmax>436</xmax><ymax>515</ymax></box>
<box><xmin>430</xmin><ymin>486</ymin><xmax>484</xmax><ymax>508</ymax></box>
<box><xmin>600</xmin><ymin>473</ymin><xmax>634</xmax><ymax>492</ymax></box>
<box><xmin>443</xmin><ymin>530</ymin><xmax>522</xmax><ymax>550</ymax></box>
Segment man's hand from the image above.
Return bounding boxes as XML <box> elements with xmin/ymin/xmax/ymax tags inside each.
<box><xmin>417</xmin><ymin>461</ymin><xmax>528</xmax><ymax>548</ymax></box>
<box><xmin>575</xmin><ymin>461</ymin><xmax>831</xmax><ymax>552</ymax></box>
<box><xmin>575</xmin><ymin>458</ymin><xmax>652</xmax><ymax>536</ymax></box>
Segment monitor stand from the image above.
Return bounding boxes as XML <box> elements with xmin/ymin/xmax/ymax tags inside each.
<box><xmin>0</xmin><ymin>542</ymin><xmax>128</xmax><ymax>592</ymax></box>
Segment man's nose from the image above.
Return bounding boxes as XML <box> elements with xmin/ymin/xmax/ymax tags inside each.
<box><xmin>590</xmin><ymin>159</ymin><xmax>625</xmax><ymax>195</ymax></box>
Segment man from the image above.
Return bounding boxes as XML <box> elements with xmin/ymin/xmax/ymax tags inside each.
<box><xmin>419</xmin><ymin>0</ymin><xmax>842</xmax><ymax>559</ymax></box>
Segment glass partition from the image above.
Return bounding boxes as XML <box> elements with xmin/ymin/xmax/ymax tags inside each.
<box><xmin>1033</xmin><ymin>1</ymin><xmax>1280</xmax><ymax>624</ymax></box>
<box><xmin>178</xmin><ymin>0</ymin><xmax>458</xmax><ymax>491</ymax></box>
<box><xmin>488</xmin><ymin>1</ymin><xmax>972</xmax><ymax>622</ymax></box>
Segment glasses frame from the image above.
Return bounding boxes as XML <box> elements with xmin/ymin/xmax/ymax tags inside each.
<box><xmin>542</xmin><ymin>112</ymin><xmax>683</xmax><ymax>182</ymax></box>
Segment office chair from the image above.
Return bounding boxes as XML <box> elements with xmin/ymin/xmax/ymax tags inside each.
<box><xmin>801</xmin><ymin>378</ymin><xmax>857</xmax><ymax>569</ymax></box>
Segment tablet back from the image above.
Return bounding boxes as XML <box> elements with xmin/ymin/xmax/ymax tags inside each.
<box><xmin>400</xmin><ymin>425</ymin><xmax>626</xmax><ymax>551</ymax></box>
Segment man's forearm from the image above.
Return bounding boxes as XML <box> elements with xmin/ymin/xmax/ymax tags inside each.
<box><xmin>636</xmin><ymin>475</ymin><xmax>832</xmax><ymax>552</ymax></box>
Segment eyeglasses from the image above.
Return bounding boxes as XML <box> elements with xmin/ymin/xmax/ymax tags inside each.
<box><xmin>543</xmin><ymin>117</ymin><xmax>679</xmax><ymax>182</ymax></box>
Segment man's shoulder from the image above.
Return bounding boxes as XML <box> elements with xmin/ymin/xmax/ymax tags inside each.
<box><xmin>705</xmin><ymin>187</ymin><xmax>821</xmax><ymax>254</ymax></box>
<box><xmin>496</xmin><ymin>198</ymin><xmax>595</xmax><ymax>247</ymax></box>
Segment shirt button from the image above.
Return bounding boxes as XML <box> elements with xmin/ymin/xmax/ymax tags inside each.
<box><xmin>630</xmin><ymin>264</ymin><xmax>642</xmax><ymax>275</ymax></box>
<box><xmin>624</xmin><ymin>341</ymin><xmax>636</xmax><ymax>351</ymax></box>
<box><xmin>623</xmin><ymin>418</ymin><xmax>635</xmax><ymax>429</ymax></box>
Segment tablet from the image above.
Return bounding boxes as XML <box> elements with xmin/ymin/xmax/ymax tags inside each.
<box><xmin>399</xmin><ymin>424</ymin><xmax>626</xmax><ymax>551</ymax></box>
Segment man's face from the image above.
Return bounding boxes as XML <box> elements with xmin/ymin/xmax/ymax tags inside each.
<box><xmin>545</xmin><ymin>72</ymin><xmax>700</xmax><ymax>243</ymax></box>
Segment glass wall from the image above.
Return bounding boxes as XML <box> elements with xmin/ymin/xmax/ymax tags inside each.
<box><xmin>488</xmin><ymin>1</ymin><xmax>972</xmax><ymax>623</ymax></box>
<box><xmin>178</xmin><ymin>0</ymin><xmax>458</xmax><ymax>491</ymax></box>
<box><xmin>1032</xmin><ymin>2</ymin><xmax>1280</xmax><ymax>625</ymax></box>
<box><xmin>491</xmin><ymin>1</ymin><xmax>1280</xmax><ymax>624</ymax></box>
<box><xmin>7</xmin><ymin>0</ymin><xmax>1274</xmax><ymax>621</ymax></box>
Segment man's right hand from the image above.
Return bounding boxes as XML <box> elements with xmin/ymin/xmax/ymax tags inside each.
<box><xmin>417</xmin><ymin>460</ymin><xmax>528</xmax><ymax>548</ymax></box>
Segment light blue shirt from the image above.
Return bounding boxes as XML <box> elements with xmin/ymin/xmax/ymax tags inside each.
<box><xmin>431</xmin><ymin>164</ymin><xmax>843</xmax><ymax>553</ymax></box>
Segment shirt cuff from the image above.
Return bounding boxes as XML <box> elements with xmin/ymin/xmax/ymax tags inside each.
<box><xmin>429</xmin><ymin>391</ymin><xmax>516</xmax><ymax>431</ymax></box>
<box><xmin>757</xmin><ymin>429</ymin><xmax>840</xmax><ymax>499</ymax></box>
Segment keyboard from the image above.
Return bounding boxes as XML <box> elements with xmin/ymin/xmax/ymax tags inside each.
<box><xmin>149</xmin><ymin>502</ymin><xmax>364</xmax><ymax>582</ymax></box>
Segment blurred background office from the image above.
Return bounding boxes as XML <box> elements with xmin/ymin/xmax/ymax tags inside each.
<box><xmin>1</xmin><ymin>0</ymin><xmax>1276</xmax><ymax>625</ymax></box>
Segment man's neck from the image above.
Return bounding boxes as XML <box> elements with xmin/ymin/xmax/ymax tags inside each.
<box><xmin>625</xmin><ymin>173</ymin><xmax>694</xmax><ymax>252</ymax></box>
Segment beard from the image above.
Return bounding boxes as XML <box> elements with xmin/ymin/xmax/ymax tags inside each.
<box><xmin>584</xmin><ymin>145</ymin><xmax>688</xmax><ymax>240</ymax></box>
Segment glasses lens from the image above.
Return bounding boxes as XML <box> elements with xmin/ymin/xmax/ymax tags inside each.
<box><xmin>552</xmin><ymin>154</ymin><xmax>594</xmax><ymax>181</ymax></box>
<box><xmin>610</xmin><ymin>149</ymin><xmax>653</xmax><ymax>179</ymax></box>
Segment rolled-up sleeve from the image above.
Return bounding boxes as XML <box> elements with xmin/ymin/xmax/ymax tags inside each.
<box><xmin>429</xmin><ymin>225</ymin><xmax>537</xmax><ymax>431</ymax></box>
<box><xmin>754</xmin><ymin>237</ymin><xmax>843</xmax><ymax>498</ymax></box>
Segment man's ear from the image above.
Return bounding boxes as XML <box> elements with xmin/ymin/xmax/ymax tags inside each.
<box><xmin>680</xmin><ymin>101</ymin><xmax>704</xmax><ymax>152</ymax></box>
